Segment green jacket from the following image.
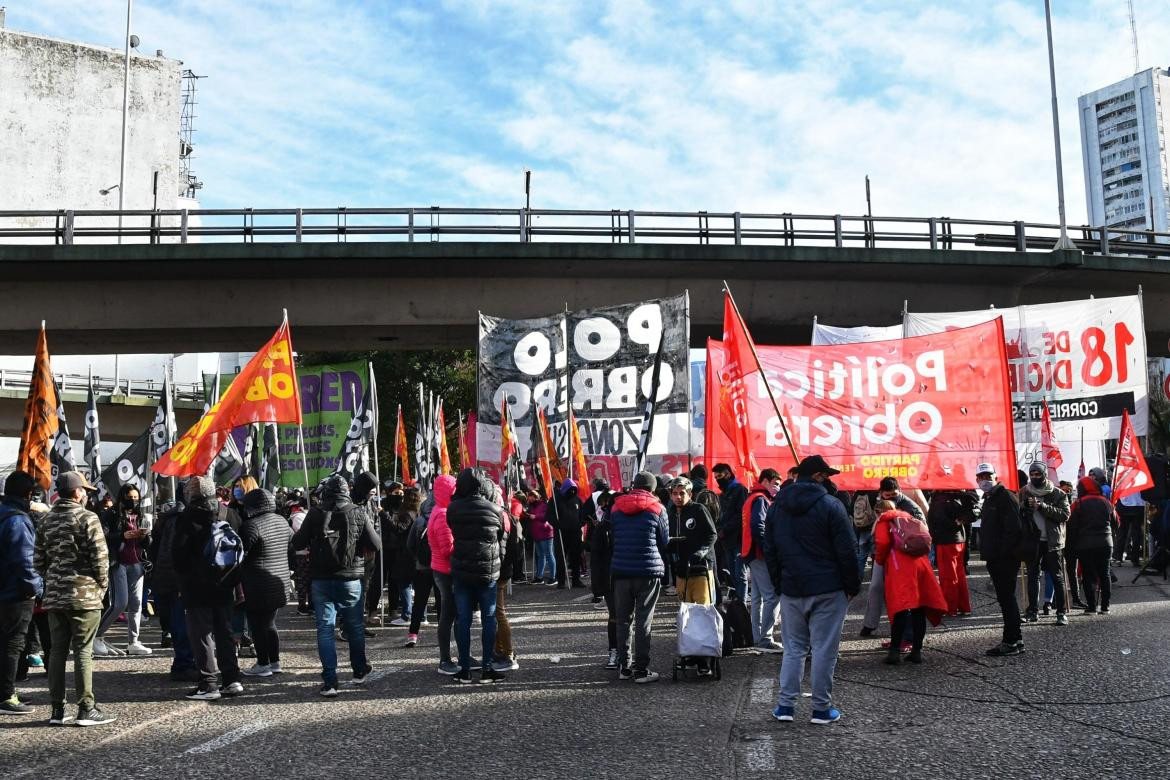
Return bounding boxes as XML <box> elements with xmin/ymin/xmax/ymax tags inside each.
<box><xmin>33</xmin><ymin>498</ymin><xmax>109</xmax><ymax>611</ymax></box>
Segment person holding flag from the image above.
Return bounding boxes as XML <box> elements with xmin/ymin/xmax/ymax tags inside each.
<box><xmin>1022</xmin><ymin>462</ymin><xmax>1071</xmax><ymax>626</ymax></box>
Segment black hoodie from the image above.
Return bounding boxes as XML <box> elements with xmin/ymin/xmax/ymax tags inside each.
<box><xmin>292</xmin><ymin>476</ymin><xmax>381</xmax><ymax>581</ymax></box>
<box><xmin>446</xmin><ymin>469</ymin><xmax>505</xmax><ymax>585</ymax></box>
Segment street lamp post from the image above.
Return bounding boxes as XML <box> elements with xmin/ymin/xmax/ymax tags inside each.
<box><xmin>117</xmin><ymin>0</ymin><xmax>134</xmax><ymax>244</ymax></box>
<box><xmin>1044</xmin><ymin>0</ymin><xmax>1077</xmax><ymax>251</ymax></box>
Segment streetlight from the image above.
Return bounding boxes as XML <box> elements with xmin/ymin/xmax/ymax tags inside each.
<box><xmin>117</xmin><ymin>1</ymin><xmax>137</xmax><ymax>245</ymax></box>
<box><xmin>1044</xmin><ymin>0</ymin><xmax>1077</xmax><ymax>251</ymax></box>
<box><xmin>99</xmin><ymin>184</ymin><xmax>120</xmax><ymax>196</ymax></box>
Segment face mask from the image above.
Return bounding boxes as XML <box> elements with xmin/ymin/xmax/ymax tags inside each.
<box><xmin>1030</xmin><ymin>476</ymin><xmax>1046</xmax><ymax>488</ymax></box>
<box><xmin>715</xmin><ymin>476</ymin><xmax>732</xmax><ymax>489</ymax></box>
<box><xmin>124</xmin><ymin>500</ymin><xmax>139</xmax><ymax>511</ymax></box>
<box><xmin>977</xmin><ymin>479</ymin><xmax>994</xmax><ymax>493</ymax></box>
<box><xmin>233</xmin><ymin>487</ymin><xmax>245</xmax><ymax>500</ymax></box>
<box><xmin>386</xmin><ymin>495</ymin><xmax>404</xmax><ymax>511</ymax></box>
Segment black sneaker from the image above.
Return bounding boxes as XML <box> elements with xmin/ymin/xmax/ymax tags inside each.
<box><xmin>185</xmin><ymin>687</ymin><xmax>222</xmax><ymax>701</ymax></box>
<box><xmin>453</xmin><ymin>669</ymin><xmax>474</xmax><ymax>684</ymax></box>
<box><xmin>1100</xmin><ymin>606</ymin><xmax>1110</xmax><ymax>614</ymax></box>
<box><xmin>75</xmin><ymin>706</ymin><xmax>116</xmax><ymax>727</ymax></box>
<box><xmin>49</xmin><ymin>706</ymin><xmax>73</xmax><ymax>726</ymax></box>
<box><xmin>985</xmin><ymin>642</ymin><xmax>1022</xmax><ymax>657</ymax></box>
<box><xmin>1024</xmin><ymin>611</ymin><xmax>1038</xmax><ymax>623</ymax></box>
<box><xmin>0</xmin><ymin>697</ymin><xmax>32</xmax><ymax>715</ymax></box>
<box><xmin>858</xmin><ymin>626</ymin><xmax>875</xmax><ymax>637</ymax></box>
<box><xmin>480</xmin><ymin>668</ymin><xmax>505</xmax><ymax>684</ymax></box>
<box><xmin>618</xmin><ymin>666</ymin><xmax>634</xmax><ymax>681</ymax></box>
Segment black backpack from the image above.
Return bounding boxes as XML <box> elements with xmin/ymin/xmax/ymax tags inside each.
<box><xmin>312</xmin><ymin>510</ymin><xmax>358</xmax><ymax>572</ymax></box>
<box><xmin>415</xmin><ymin>520</ymin><xmax>432</xmax><ymax>568</ymax></box>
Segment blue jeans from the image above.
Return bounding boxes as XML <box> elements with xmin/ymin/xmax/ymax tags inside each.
<box><xmin>168</xmin><ymin>595</ymin><xmax>194</xmax><ymax>672</ymax></box>
<box><xmin>397</xmin><ymin>582</ymin><xmax>414</xmax><ymax>620</ymax></box>
<box><xmin>534</xmin><ymin>539</ymin><xmax>556</xmax><ymax>581</ymax></box>
<box><xmin>777</xmin><ymin>590</ymin><xmax>848</xmax><ymax>712</ymax></box>
<box><xmin>311</xmin><ymin>579</ymin><xmax>367</xmax><ymax>687</ymax></box>
<box><xmin>747</xmin><ymin>558</ymin><xmax>780</xmax><ymax>644</ymax></box>
<box><xmin>855</xmin><ymin>528</ymin><xmax>874</xmax><ymax>580</ymax></box>
<box><xmin>453</xmin><ymin>579</ymin><xmax>497</xmax><ymax>672</ymax></box>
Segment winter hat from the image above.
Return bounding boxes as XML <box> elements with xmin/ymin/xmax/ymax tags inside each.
<box><xmin>242</xmin><ymin>488</ymin><xmax>277</xmax><ymax>516</ymax></box>
<box><xmin>633</xmin><ymin>471</ymin><xmax>657</xmax><ymax>492</ymax></box>
<box><xmin>352</xmin><ymin>471</ymin><xmax>378</xmax><ymax>502</ymax></box>
<box><xmin>184</xmin><ymin>476</ymin><xmax>216</xmax><ymax>504</ymax></box>
<box><xmin>1028</xmin><ymin>462</ymin><xmax>1047</xmax><ymax>476</ymax></box>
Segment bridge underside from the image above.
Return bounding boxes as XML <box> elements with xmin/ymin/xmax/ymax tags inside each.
<box><xmin>1</xmin><ymin>242</ymin><xmax>1167</xmax><ymax>354</ymax></box>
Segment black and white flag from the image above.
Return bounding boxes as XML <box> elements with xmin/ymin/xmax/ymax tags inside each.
<box><xmin>147</xmin><ymin>374</ymin><xmax>178</xmax><ymax>501</ymax></box>
<box><xmin>84</xmin><ymin>372</ymin><xmax>103</xmax><ymax>493</ymax></box>
<box><xmin>336</xmin><ymin>383</ymin><xmax>376</xmax><ymax>482</ymax></box>
<box><xmin>261</xmin><ymin>423</ymin><xmax>281</xmax><ymax>490</ymax></box>
<box><xmin>101</xmin><ymin>427</ymin><xmax>151</xmax><ymax>511</ymax></box>
<box><xmin>414</xmin><ymin>384</ymin><xmax>440</xmax><ymax>491</ymax></box>
<box><xmin>49</xmin><ymin>379</ymin><xmax>76</xmax><ymax>485</ymax></box>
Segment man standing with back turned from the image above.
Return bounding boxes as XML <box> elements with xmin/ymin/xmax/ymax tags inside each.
<box><xmin>763</xmin><ymin>456</ymin><xmax>859</xmax><ymax>726</ymax></box>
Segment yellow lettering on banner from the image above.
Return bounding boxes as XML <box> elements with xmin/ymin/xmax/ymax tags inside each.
<box><xmin>246</xmin><ymin>376</ymin><xmax>270</xmax><ymax>402</ymax></box>
<box><xmin>269</xmin><ymin>372</ymin><xmax>294</xmax><ymax>399</ymax></box>
<box><xmin>170</xmin><ymin>435</ymin><xmax>197</xmax><ymax>465</ymax></box>
<box><xmin>263</xmin><ymin>340</ymin><xmax>291</xmax><ymax>368</ymax></box>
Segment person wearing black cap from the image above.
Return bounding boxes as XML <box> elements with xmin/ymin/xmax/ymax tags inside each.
<box><xmin>763</xmin><ymin>455</ymin><xmax>858</xmax><ymax>726</ymax></box>
<box><xmin>610</xmin><ymin>471</ymin><xmax>670</xmax><ymax>683</ymax></box>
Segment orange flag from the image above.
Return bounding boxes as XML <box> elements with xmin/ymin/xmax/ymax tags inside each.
<box><xmin>500</xmin><ymin>397</ymin><xmax>518</xmax><ymax>465</ymax></box>
<box><xmin>569</xmin><ymin>409</ymin><xmax>588</xmax><ymax>484</ymax></box>
<box><xmin>457</xmin><ymin>412</ymin><xmax>469</xmax><ymax>471</ymax></box>
<box><xmin>537</xmin><ymin>408</ymin><xmax>568</xmax><ymax>484</ymax></box>
<box><xmin>153</xmin><ymin>319</ymin><xmax>302</xmax><ymax>477</ymax></box>
<box><xmin>396</xmin><ymin>405</ymin><xmax>412</xmax><ymax>485</ymax></box>
<box><xmin>17</xmin><ymin>325</ymin><xmax>59</xmax><ymax>490</ymax></box>
<box><xmin>1112</xmin><ymin>409</ymin><xmax>1152</xmax><ymax>504</ymax></box>
<box><xmin>437</xmin><ymin>404</ymin><xmax>453</xmax><ymax>476</ymax></box>
<box><xmin>532</xmin><ymin>409</ymin><xmax>555</xmax><ymax>497</ymax></box>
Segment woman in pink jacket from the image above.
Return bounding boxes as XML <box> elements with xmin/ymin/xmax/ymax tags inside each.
<box><xmin>424</xmin><ymin>475</ymin><xmax>460</xmax><ymax>675</ymax></box>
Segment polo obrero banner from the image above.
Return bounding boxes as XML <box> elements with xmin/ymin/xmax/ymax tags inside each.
<box><xmin>705</xmin><ymin>318</ymin><xmax>1017</xmax><ymax>491</ymax></box>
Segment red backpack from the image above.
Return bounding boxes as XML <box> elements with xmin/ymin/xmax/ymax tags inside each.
<box><xmin>888</xmin><ymin>512</ymin><xmax>932</xmax><ymax>557</ymax></box>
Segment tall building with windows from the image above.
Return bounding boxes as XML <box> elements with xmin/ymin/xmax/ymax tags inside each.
<box><xmin>1077</xmin><ymin>67</ymin><xmax>1170</xmax><ymax>235</ymax></box>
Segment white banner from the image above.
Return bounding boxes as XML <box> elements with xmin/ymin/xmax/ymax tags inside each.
<box><xmin>905</xmin><ymin>294</ymin><xmax>1148</xmax><ymax>442</ymax></box>
<box><xmin>811</xmin><ymin>322</ymin><xmax>903</xmax><ymax>345</ymax></box>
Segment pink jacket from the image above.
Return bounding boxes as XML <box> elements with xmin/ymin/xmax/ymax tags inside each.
<box><xmin>427</xmin><ymin>475</ymin><xmax>457</xmax><ymax>575</ymax></box>
<box><xmin>529</xmin><ymin>501</ymin><xmax>554</xmax><ymax>542</ymax></box>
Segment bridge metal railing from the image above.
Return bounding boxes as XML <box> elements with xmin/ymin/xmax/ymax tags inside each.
<box><xmin>0</xmin><ymin>206</ymin><xmax>1168</xmax><ymax>258</ymax></box>
<box><xmin>0</xmin><ymin>368</ymin><xmax>204</xmax><ymax>404</ymax></box>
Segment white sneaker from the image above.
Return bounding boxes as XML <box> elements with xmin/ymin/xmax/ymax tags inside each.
<box><xmin>93</xmin><ymin>638</ymin><xmax>122</xmax><ymax>657</ymax></box>
<box><xmin>241</xmin><ymin>663</ymin><xmax>273</xmax><ymax>677</ymax></box>
<box><xmin>126</xmin><ymin>642</ymin><xmax>153</xmax><ymax>656</ymax></box>
<box><xmin>389</xmin><ymin>617</ymin><xmax>410</xmax><ymax>627</ymax></box>
<box><xmin>268</xmin><ymin>662</ymin><xmax>283</xmax><ymax>674</ymax></box>
<box><xmin>223</xmin><ymin>681</ymin><xmax>244</xmax><ymax>696</ymax></box>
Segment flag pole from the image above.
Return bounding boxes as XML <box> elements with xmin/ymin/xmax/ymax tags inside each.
<box><xmin>393</xmin><ymin>403</ymin><xmax>401</xmax><ymax>482</ymax></box>
<box><xmin>722</xmin><ymin>281</ymin><xmax>801</xmax><ymax>464</ymax></box>
<box><xmin>367</xmin><ymin>361</ymin><xmax>386</xmax><ymax>625</ymax></box>
<box><xmin>284</xmin><ymin>309</ymin><xmax>312</xmax><ymax>491</ymax></box>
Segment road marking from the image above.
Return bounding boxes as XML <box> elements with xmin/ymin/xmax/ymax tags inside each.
<box><xmin>750</xmin><ymin>676</ymin><xmax>774</xmax><ymax>704</ymax></box>
<box><xmin>744</xmin><ymin>739</ymin><xmax>776</xmax><ymax>772</ymax></box>
<box><xmin>571</xmin><ymin>593</ymin><xmax>595</xmax><ymax>603</ymax></box>
<box><xmin>184</xmin><ymin>720</ymin><xmax>269</xmax><ymax>754</ymax></box>
<box><xmin>508</xmin><ymin>615</ymin><xmax>534</xmax><ymax>624</ymax></box>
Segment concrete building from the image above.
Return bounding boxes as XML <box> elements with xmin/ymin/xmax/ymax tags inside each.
<box><xmin>0</xmin><ymin>19</ymin><xmax>200</xmax><ymax>240</ymax></box>
<box><xmin>1078</xmin><ymin>67</ymin><xmax>1170</xmax><ymax>236</ymax></box>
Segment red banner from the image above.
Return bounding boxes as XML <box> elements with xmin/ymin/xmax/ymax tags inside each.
<box><xmin>719</xmin><ymin>294</ymin><xmax>761</xmax><ymax>485</ymax></box>
<box><xmin>153</xmin><ymin>320</ymin><xmax>302</xmax><ymax>477</ymax></box>
<box><xmin>1112</xmin><ymin>409</ymin><xmax>1151</xmax><ymax>504</ymax></box>
<box><xmin>706</xmin><ymin>319</ymin><xmax>1017</xmax><ymax>491</ymax></box>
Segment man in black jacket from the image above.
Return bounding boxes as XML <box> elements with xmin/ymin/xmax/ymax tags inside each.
<box><xmin>173</xmin><ymin>477</ymin><xmax>244</xmax><ymax>701</ymax></box>
<box><xmin>976</xmin><ymin>464</ymin><xmax>1026</xmax><ymax>656</ymax></box>
<box><xmin>550</xmin><ymin>480</ymin><xmax>585</xmax><ymax>589</ymax></box>
<box><xmin>712</xmin><ymin>463</ymin><xmax>750</xmax><ymax>600</ymax></box>
<box><xmin>291</xmin><ymin>474</ymin><xmax>381</xmax><ymax>697</ymax></box>
<box><xmin>446</xmin><ymin>469</ymin><xmax>506</xmax><ymax>684</ymax></box>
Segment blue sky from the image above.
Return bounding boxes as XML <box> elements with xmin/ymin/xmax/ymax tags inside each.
<box><xmin>12</xmin><ymin>0</ymin><xmax>1170</xmax><ymax>222</ymax></box>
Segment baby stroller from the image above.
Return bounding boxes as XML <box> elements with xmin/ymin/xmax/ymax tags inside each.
<box><xmin>672</xmin><ymin>573</ymin><xmax>723</xmax><ymax>681</ymax></box>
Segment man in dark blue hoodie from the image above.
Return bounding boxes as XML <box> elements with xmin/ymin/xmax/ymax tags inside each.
<box><xmin>1</xmin><ymin>471</ymin><xmax>43</xmax><ymax>714</ymax></box>
<box><xmin>610</xmin><ymin>471</ymin><xmax>669</xmax><ymax>683</ymax></box>
<box><xmin>763</xmin><ymin>456</ymin><xmax>859</xmax><ymax>726</ymax></box>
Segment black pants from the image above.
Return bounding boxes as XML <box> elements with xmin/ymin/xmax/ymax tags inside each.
<box><xmin>890</xmin><ymin>607</ymin><xmax>926</xmax><ymax>652</ymax></box>
<box><xmin>986</xmin><ymin>558</ymin><xmax>1022</xmax><ymax>645</ymax></box>
<box><xmin>409</xmin><ymin>569</ymin><xmax>437</xmax><ymax>634</ymax></box>
<box><xmin>366</xmin><ymin>552</ymin><xmax>384</xmax><ymax>615</ymax></box>
<box><xmin>1025</xmin><ymin>543</ymin><xmax>1066</xmax><ymax>615</ymax></box>
<box><xmin>1079</xmin><ymin>547</ymin><xmax>1113</xmax><ymax>610</ymax></box>
<box><xmin>18</xmin><ymin>611</ymin><xmax>51</xmax><ymax>680</ymax></box>
<box><xmin>245</xmin><ymin>606</ymin><xmax>281</xmax><ymax>666</ymax></box>
<box><xmin>186</xmin><ymin>605</ymin><xmax>240</xmax><ymax>691</ymax></box>
<box><xmin>554</xmin><ymin>527</ymin><xmax>583</xmax><ymax>585</ymax></box>
<box><xmin>1</xmin><ymin>599</ymin><xmax>34</xmax><ymax>700</ymax></box>
<box><xmin>604</xmin><ymin>590</ymin><xmax>617</xmax><ymax>650</ymax></box>
<box><xmin>1115</xmin><ymin>508</ymin><xmax>1146</xmax><ymax>562</ymax></box>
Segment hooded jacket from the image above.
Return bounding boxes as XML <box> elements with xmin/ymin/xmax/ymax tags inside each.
<box><xmin>1067</xmin><ymin>477</ymin><xmax>1117</xmax><ymax>552</ymax></box>
<box><xmin>549</xmin><ymin>479</ymin><xmax>582</xmax><ymax>532</ymax></box>
<box><xmin>426</xmin><ymin>474</ymin><xmax>457</xmax><ymax>575</ymax></box>
<box><xmin>291</xmin><ymin>477</ymin><xmax>381</xmax><ymax>581</ymax></box>
<box><xmin>761</xmin><ymin>479</ymin><xmax>859</xmax><ymax>598</ymax></box>
<box><xmin>446</xmin><ymin>469</ymin><xmax>505</xmax><ymax>585</ymax></box>
<box><xmin>926</xmin><ymin>490</ymin><xmax>976</xmax><ymax>546</ymax></box>
<box><xmin>668</xmin><ymin>499</ymin><xmax>717</xmax><ymax>576</ymax></box>
<box><xmin>147</xmin><ymin>501</ymin><xmax>184</xmax><ymax>596</ymax></box>
<box><xmin>239</xmin><ymin>489</ymin><xmax>293</xmax><ymax>610</ymax></box>
<box><xmin>716</xmin><ymin>477</ymin><xmax>749</xmax><ymax>539</ymax></box>
<box><xmin>174</xmin><ymin>495</ymin><xmax>242</xmax><ymax>608</ymax></box>
<box><xmin>0</xmin><ymin>498</ymin><xmax>42</xmax><ymax>602</ymax></box>
<box><xmin>609</xmin><ymin>489</ymin><xmax>669</xmax><ymax>578</ymax></box>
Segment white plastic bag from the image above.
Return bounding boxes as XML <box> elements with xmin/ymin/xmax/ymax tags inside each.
<box><xmin>677</xmin><ymin>601</ymin><xmax>724</xmax><ymax>658</ymax></box>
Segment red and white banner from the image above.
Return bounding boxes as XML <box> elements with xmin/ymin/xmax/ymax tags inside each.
<box><xmin>1112</xmin><ymin>409</ymin><xmax>1152</xmax><ymax>504</ymax></box>
<box><xmin>706</xmin><ymin>319</ymin><xmax>1017</xmax><ymax>491</ymax></box>
<box><xmin>905</xmin><ymin>295</ymin><xmax>1147</xmax><ymax>440</ymax></box>
<box><xmin>1040</xmin><ymin>400</ymin><xmax>1063</xmax><ymax>482</ymax></box>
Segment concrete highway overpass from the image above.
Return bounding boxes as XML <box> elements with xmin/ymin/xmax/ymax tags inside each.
<box><xmin>3</xmin><ymin>241</ymin><xmax>1170</xmax><ymax>355</ymax></box>
<box><xmin>0</xmin><ymin>385</ymin><xmax>201</xmax><ymax>441</ymax></box>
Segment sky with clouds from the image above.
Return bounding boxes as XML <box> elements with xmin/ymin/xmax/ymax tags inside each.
<box><xmin>10</xmin><ymin>0</ymin><xmax>1170</xmax><ymax>225</ymax></box>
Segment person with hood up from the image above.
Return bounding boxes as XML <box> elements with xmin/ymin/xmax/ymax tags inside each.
<box><xmin>381</xmin><ymin>483</ymin><xmax>417</xmax><ymax>628</ymax></box>
<box><xmin>712</xmin><ymin>464</ymin><xmax>750</xmax><ymax>601</ymax></box>
<box><xmin>94</xmin><ymin>484</ymin><xmax>152</xmax><ymax>658</ymax></box>
<box><xmin>1067</xmin><ymin>476</ymin><xmax>1118</xmax><ymax>615</ymax></box>
<box><xmin>238</xmin><ymin>489</ymin><xmax>293</xmax><ymax>678</ymax></box>
<box><xmin>1021</xmin><ymin>462</ymin><xmax>1071</xmax><ymax>626</ymax></box>
<box><xmin>174</xmin><ymin>476</ymin><xmax>244</xmax><ymax>701</ymax></box>
<box><xmin>872</xmin><ymin>500</ymin><xmax>948</xmax><ymax>665</ymax></box>
<box><xmin>446</xmin><ymin>469</ymin><xmax>506</xmax><ymax>684</ymax></box>
<box><xmin>350</xmin><ymin>472</ymin><xmax>382</xmax><ymax>640</ymax></box>
<box><xmin>407</xmin><ymin>475</ymin><xmax>458</xmax><ymax>675</ymax></box>
<box><xmin>610</xmin><ymin>472</ymin><xmax>670</xmax><ymax>684</ymax></box>
<box><xmin>291</xmin><ymin>474</ymin><xmax>381</xmax><ymax>697</ymax></box>
<box><xmin>148</xmin><ymin>498</ymin><xmax>198</xmax><ymax>682</ymax></box>
<box><xmin>551</xmin><ymin>479</ymin><xmax>586</xmax><ymax>589</ymax></box>
<box><xmin>762</xmin><ymin>456</ymin><xmax>858</xmax><ymax>726</ymax></box>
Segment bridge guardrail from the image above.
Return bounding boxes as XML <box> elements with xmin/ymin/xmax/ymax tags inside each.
<box><xmin>0</xmin><ymin>207</ymin><xmax>1166</xmax><ymax>258</ymax></box>
<box><xmin>0</xmin><ymin>368</ymin><xmax>204</xmax><ymax>404</ymax></box>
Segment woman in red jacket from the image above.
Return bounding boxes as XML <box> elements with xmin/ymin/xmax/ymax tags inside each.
<box><xmin>873</xmin><ymin>501</ymin><xmax>948</xmax><ymax>665</ymax></box>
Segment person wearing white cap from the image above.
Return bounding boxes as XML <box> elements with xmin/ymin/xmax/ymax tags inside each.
<box><xmin>975</xmin><ymin>464</ymin><xmax>1026</xmax><ymax>656</ymax></box>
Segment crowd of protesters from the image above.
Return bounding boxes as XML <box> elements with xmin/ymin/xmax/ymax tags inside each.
<box><xmin>1</xmin><ymin>452</ymin><xmax>1167</xmax><ymax>727</ymax></box>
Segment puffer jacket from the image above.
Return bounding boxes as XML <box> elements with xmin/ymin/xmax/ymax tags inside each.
<box><xmin>446</xmin><ymin>469</ymin><xmax>505</xmax><ymax>585</ymax></box>
<box><xmin>1067</xmin><ymin>477</ymin><xmax>1117</xmax><ymax>552</ymax></box>
<box><xmin>0</xmin><ymin>498</ymin><xmax>42</xmax><ymax>602</ymax></box>
<box><xmin>291</xmin><ymin>478</ymin><xmax>381</xmax><ymax>581</ymax></box>
<box><xmin>762</xmin><ymin>479</ymin><xmax>859</xmax><ymax>598</ymax></box>
<box><xmin>147</xmin><ymin>501</ymin><xmax>184</xmax><ymax>596</ymax></box>
<box><xmin>239</xmin><ymin>489</ymin><xmax>293</xmax><ymax>610</ymax></box>
<box><xmin>427</xmin><ymin>474</ymin><xmax>457</xmax><ymax>575</ymax></box>
<box><xmin>609</xmin><ymin>489</ymin><xmax>669</xmax><ymax>578</ymax></box>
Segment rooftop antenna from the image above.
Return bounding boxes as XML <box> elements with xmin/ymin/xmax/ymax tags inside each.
<box><xmin>1128</xmin><ymin>0</ymin><xmax>1140</xmax><ymax>73</ymax></box>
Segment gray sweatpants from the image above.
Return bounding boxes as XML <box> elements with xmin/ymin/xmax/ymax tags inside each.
<box><xmin>776</xmin><ymin>590</ymin><xmax>848</xmax><ymax>712</ymax></box>
<box><xmin>862</xmin><ymin>560</ymin><xmax>886</xmax><ymax>630</ymax></box>
<box><xmin>614</xmin><ymin>576</ymin><xmax>662</xmax><ymax>672</ymax></box>
<box><xmin>185</xmin><ymin>605</ymin><xmax>240</xmax><ymax>691</ymax></box>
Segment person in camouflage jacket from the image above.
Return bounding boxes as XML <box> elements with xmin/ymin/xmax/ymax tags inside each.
<box><xmin>33</xmin><ymin>471</ymin><xmax>115</xmax><ymax>726</ymax></box>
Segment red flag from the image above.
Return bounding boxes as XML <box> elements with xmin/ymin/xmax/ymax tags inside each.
<box><xmin>17</xmin><ymin>325</ymin><xmax>58</xmax><ymax>490</ymax></box>
<box><xmin>1040</xmin><ymin>400</ymin><xmax>1063</xmax><ymax>482</ymax></box>
<box><xmin>153</xmin><ymin>320</ymin><xmax>302</xmax><ymax>477</ymax></box>
<box><xmin>500</xmin><ymin>397</ymin><xmax>518</xmax><ymax>465</ymax></box>
<box><xmin>533</xmin><ymin>409</ymin><xmax>556</xmax><ymax>497</ymax></box>
<box><xmin>396</xmin><ymin>405</ymin><xmax>413</xmax><ymax>485</ymax></box>
<box><xmin>437</xmin><ymin>404</ymin><xmax>453</xmax><ymax>476</ymax></box>
<box><xmin>1111</xmin><ymin>409</ymin><xmax>1152</xmax><ymax>504</ymax></box>
<box><xmin>718</xmin><ymin>293</ymin><xmax>761</xmax><ymax>485</ymax></box>
<box><xmin>569</xmin><ymin>409</ymin><xmax>588</xmax><ymax>484</ymax></box>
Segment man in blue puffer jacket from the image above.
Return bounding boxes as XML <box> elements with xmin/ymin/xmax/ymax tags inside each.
<box><xmin>610</xmin><ymin>471</ymin><xmax>669</xmax><ymax>684</ymax></box>
<box><xmin>1</xmin><ymin>471</ymin><xmax>44</xmax><ymax>714</ymax></box>
<box><xmin>763</xmin><ymin>456</ymin><xmax>859</xmax><ymax>726</ymax></box>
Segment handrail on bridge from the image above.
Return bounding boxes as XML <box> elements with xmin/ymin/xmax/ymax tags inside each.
<box><xmin>0</xmin><ymin>206</ymin><xmax>1166</xmax><ymax>259</ymax></box>
<box><xmin>0</xmin><ymin>368</ymin><xmax>203</xmax><ymax>404</ymax></box>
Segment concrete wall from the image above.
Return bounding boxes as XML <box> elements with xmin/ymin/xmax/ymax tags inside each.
<box><xmin>0</xmin><ymin>27</ymin><xmax>187</xmax><ymax>240</ymax></box>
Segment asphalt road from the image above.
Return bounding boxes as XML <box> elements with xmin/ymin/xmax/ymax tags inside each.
<box><xmin>5</xmin><ymin>562</ymin><xmax>1170</xmax><ymax>779</ymax></box>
